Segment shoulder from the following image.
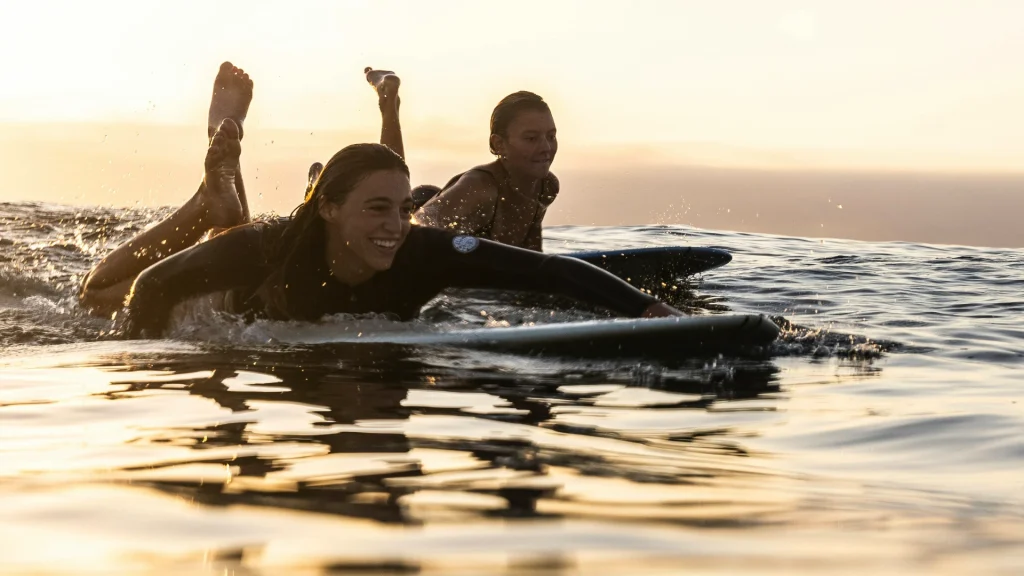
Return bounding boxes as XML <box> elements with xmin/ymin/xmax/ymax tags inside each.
<box><xmin>421</xmin><ymin>172</ymin><xmax>499</xmax><ymax>216</ymax></box>
<box><xmin>449</xmin><ymin>168</ymin><xmax>499</xmax><ymax>194</ymax></box>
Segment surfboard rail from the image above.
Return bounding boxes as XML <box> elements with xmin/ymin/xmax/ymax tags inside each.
<box><xmin>284</xmin><ymin>313</ymin><xmax>779</xmax><ymax>358</ymax></box>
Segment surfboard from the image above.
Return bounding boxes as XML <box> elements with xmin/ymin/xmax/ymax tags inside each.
<box><xmin>568</xmin><ymin>246</ymin><xmax>732</xmax><ymax>287</ymax></box>
<box><xmin>277</xmin><ymin>314</ymin><xmax>779</xmax><ymax>357</ymax></box>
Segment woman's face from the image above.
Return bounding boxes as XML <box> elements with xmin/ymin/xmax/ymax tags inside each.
<box><xmin>319</xmin><ymin>169</ymin><xmax>414</xmax><ymax>277</ymax></box>
<box><xmin>492</xmin><ymin>109</ymin><xmax>557</xmax><ymax>180</ymax></box>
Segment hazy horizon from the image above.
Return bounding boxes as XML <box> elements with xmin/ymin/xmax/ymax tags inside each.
<box><xmin>2</xmin><ymin>120</ymin><xmax>1022</xmax><ymax>249</ymax></box>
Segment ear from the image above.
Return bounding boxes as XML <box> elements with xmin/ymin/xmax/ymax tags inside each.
<box><xmin>489</xmin><ymin>133</ymin><xmax>505</xmax><ymax>157</ymax></box>
<box><xmin>318</xmin><ymin>197</ymin><xmax>339</xmax><ymax>223</ymax></box>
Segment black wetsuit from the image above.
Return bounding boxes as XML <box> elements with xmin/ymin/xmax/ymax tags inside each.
<box><xmin>124</xmin><ymin>221</ymin><xmax>657</xmax><ymax>338</ymax></box>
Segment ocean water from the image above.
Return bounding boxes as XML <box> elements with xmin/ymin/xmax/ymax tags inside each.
<box><xmin>0</xmin><ymin>200</ymin><xmax>1022</xmax><ymax>575</ymax></box>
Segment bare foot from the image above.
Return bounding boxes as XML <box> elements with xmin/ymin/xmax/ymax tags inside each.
<box><xmin>200</xmin><ymin>119</ymin><xmax>245</xmax><ymax>229</ymax></box>
<box><xmin>305</xmin><ymin>162</ymin><xmax>324</xmax><ymax>201</ymax></box>
<box><xmin>364</xmin><ymin>67</ymin><xmax>400</xmax><ymax>111</ymax></box>
<box><xmin>208</xmin><ymin>62</ymin><xmax>253</xmax><ymax>141</ymax></box>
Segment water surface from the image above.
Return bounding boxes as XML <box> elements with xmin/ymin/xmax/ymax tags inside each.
<box><xmin>1</xmin><ymin>202</ymin><xmax>1022</xmax><ymax>574</ymax></box>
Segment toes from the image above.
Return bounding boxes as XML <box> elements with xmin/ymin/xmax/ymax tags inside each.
<box><xmin>206</xmin><ymin>141</ymin><xmax>226</xmax><ymax>169</ymax></box>
<box><xmin>208</xmin><ymin>119</ymin><xmax>240</xmax><ymax>153</ymax></box>
<box><xmin>208</xmin><ymin>132</ymin><xmax>227</xmax><ymax>156</ymax></box>
<box><xmin>219</xmin><ymin>61</ymin><xmax>234</xmax><ymax>74</ymax></box>
<box><xmin>227</xmin><ymin>66</ymin><xmax>252</xmax><ymax>92</ymax></box>
<box><xmin>217</xmin><ymin>118</ymin><xmax>241</xmax><ymax>140</ymax></box>
<box><xmin>210</xmin><ymin>124</ymin><xmax>226</xmax><ymax>145</ymax></box>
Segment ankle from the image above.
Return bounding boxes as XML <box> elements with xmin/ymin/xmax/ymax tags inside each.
<box><xmin>379</xmin><ymin>96</ymin><xmax>400</xmax><ymax>115</ymax></box>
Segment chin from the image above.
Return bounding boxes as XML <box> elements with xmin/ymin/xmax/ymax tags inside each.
<box><xmin>527</xmin><ymin>164</ymin><xmax>551</xmax><ymax>179</ymax></box>
<box><xmin>368</xmin><ymin>258</ymin><xmax>395</xmax><ymax>271</ymax></box>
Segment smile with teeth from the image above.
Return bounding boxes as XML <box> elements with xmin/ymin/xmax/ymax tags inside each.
<box><xmin>372</xmin><ymin>239</ymin><xmax>398</xmax><ymax>250</ymax></box>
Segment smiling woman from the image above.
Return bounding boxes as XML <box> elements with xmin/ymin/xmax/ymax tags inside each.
<box><xmin>321</xmin><ymin>170</ymin><xmax>414</xmax><ymax>279</ymax></box>
<box><xmin>414</xmin><ymin>91</ymin><xmax>561</xmax><ymax>252</ymax></box>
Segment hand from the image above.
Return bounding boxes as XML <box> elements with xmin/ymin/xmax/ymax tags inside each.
<box><xmin>642</xmin><ymin>302</ymin><xmax>684</xmax><ymax>318</ymax></box>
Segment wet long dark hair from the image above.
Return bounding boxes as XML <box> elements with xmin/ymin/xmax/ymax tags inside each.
<box><xmin>258</xmin><ymin>143</ymin><xmax>410</xmax><ymax>320</ymax></box>
<box><xmin>489</xmin><ymin>91</ymin><xmax>550</xmax><ymax>155</ymax></box>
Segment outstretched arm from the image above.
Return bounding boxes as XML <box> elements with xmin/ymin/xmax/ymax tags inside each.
<box><xmin>427</xmin><ymin>230</ymin><xmax>681</xmax><ymax>318</ymax></box>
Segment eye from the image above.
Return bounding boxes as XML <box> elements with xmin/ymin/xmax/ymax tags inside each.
<box><xmin>400</xmin><ymin>205</ymin><xmax>414</xmax><ymax>219</ymax></box>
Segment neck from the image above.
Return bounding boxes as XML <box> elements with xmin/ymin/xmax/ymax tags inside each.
<box><xmin>499</xmin><ymin>160</ymin><xmax>542</xmax><ymax>199</ymax></box>
<box><xmin>325</xmin><ymin>233</ymin><xmax>375</xmax><ymax>286</ymax></box>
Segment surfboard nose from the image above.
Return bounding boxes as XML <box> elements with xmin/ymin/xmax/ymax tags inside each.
<box><xmin>571</xmin><ymin>246</ymin><xmax>733</xmax><ymax>281</ymax></box>
<box><xmin>696</xmin><ymin>248</ymin><xmax>732</xmax><ymax>271</ymax></box>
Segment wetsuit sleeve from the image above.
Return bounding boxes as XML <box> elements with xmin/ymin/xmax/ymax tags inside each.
<box><xmin>122</xmin><ymin>224</ymin><xmax>270</xmax><ymax>338</ymax></box>
<box><xmin>427</xmin><ymin>231</ymin><xmax>658</xmax><ymax>317</ymax></box>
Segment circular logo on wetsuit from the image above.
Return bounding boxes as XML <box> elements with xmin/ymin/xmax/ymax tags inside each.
<box><xmin>452</xmin><ymin>235</ymin><xmax>480</xmax><ymax>254</ymax></box>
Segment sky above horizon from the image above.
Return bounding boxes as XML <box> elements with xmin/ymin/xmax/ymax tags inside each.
<box><xmin>3</xmin><ymin>0</ymin><xmax>1024</xmax><ymax>171</ymax></box>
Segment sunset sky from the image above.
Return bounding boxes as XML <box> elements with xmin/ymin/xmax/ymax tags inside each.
<box><xmin>1</xmin><ymin>1</ymin><xmax>1023</xmax><ymax>246</ymax></box>
<box><xmin>3</xmin><ymin>0</ymin><xmax>1024</xmax><ymax>168</ymax></box>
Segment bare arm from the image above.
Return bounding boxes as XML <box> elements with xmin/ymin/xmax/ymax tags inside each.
<box><xmin>523</xmin><ymin>172</ymin><xmax>559</xmax><ymax>251</ymax></box>
<box><xmin>523</xmin><ymin>214</ymin><xmax>543</xmax><ymax>252</ymax></box>
<box><xmin>413</xmin><ymin>171</ymin><xmax>499</xmax><ymax>236</ymax></box>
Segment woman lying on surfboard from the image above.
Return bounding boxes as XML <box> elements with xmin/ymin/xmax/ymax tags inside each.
<box><xmin>78</xmin><ymin>62</ymin><xmax>681</xmax><ymax>338</ymax></box>
<box><xmin>307</xmin><ymin>67</ymin><xmax>558</xmax><ymax>252</ymax></box>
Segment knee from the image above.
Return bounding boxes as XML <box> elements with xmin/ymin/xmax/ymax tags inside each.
<box><xmin>78</xmin><ymin>272</ymin><xmax>131</xmax><ymax>316</ymax></box>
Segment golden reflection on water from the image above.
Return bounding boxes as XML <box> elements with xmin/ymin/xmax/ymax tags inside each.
<box><xmin>0</xmin><ymin>344</ymin><xmax>1022</xmax><ymax>574</ymax></box>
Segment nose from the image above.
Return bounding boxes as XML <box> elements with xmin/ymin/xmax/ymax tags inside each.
<box><xmin>541</xmin><ymin>137</ymin><xmax>557</xmax><ymax>156</ymax></box>
<box><xmin>382</xmin><ymin>207</ymin><xmax>402</xmax><ymax>233</ymax></box>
